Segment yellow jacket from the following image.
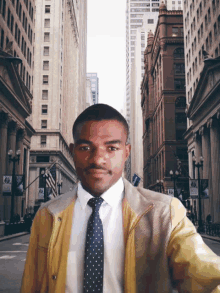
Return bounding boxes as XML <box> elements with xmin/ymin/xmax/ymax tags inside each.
<box><xmin>21</xmin><ymin>179</ymin><xmax>220</xmax><ymax>293</ymax></box>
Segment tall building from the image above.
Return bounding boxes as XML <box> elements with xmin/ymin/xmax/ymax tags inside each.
<box><xmin>0</xmin><ymin>0</ymin><xmax>35</xmax><ymax>224</ymax></box>
<box><xmin>125</xmin><ymin>0</ymin><xmax>183</xmax><ymax>182</ymax></box>
<box><xmin>0</xmin><ymin>0</ymin><xmax>34</xmax><ymax>92</ymax></box>
<box><xmin>29</xmin><ymin>0</ymin><xmax>87</xmax><ymax>212</ymax></box>
<box><xmin>141</xmin><ymin>4</ymin><xmax>188</xmax><ymax>198</ymax></box>
<box><xmin>183</xmin><ymin>0</ymin><xmax>220</xmax><ymax>222</ymax></box>
<box><xmin>86</xmin><ymin>72</ymin><xmax>99</xmax><ymax>104</ymax></box>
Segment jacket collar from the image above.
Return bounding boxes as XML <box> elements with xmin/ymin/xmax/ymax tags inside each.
<box><xmin>123</xmin><ymin>178</ymin><xmax>154</xmax><ymax>218</ymax></box>
<box><xmin>45</xmin><ymin>178</ymin><xmax>154</xmax><ymax>217</ymax></box>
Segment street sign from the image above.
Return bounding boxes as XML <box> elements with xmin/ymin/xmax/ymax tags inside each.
<box><xmin>2</xmin><ymin>175</ymin><xmax>12</xmax><ymax>195</ymax></box>
<box><xmin>167</xmin><ymin>189</ymin><xmax>174</xmax><ymax>197</ymax></box>
<box><xmin>38</xmin><ymin>188</ymin><xmax>44</xmax><ymax>199</ymax></box>
<box><xmin>132</xmin><ymin>173</ymin><xmax>141</xmax><ymax>187</ymax></box>
<box><xmin>189</xmin><ymin>179</ymin><xmax>198</xmax><ymax>197</ymax></box>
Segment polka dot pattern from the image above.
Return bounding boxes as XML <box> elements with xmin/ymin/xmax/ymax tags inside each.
<box><xmin>83</xmin><ymin>197</ymin><xmax>104</xmax><ymax>293</ymax></box>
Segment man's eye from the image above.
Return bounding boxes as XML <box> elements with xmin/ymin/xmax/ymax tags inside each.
<box><xmin>108</xmin><ymin>146</ymin><xmax>119</xmax><ymax>151</ymax></box>
<box><xmin>79</xmin><ymin>146</ymin><xmax>90</xmax><ymax>151</ymax></box>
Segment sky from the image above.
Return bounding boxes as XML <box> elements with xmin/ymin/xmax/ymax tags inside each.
<box><xmin>87</xmin><ymin>0</ymin><xmax>126</xmax><ymax>113</ymax></box>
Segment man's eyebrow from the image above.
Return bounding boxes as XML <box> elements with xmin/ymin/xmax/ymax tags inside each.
<box><xmin>105</xmin><ymin>140</ymin><xmax>122</xmax><ymax>145</ymax></box>
<box><xmin>75</xmin><ymin>139</ymin><xmax>92</xmax><ymax>145</ymax></box>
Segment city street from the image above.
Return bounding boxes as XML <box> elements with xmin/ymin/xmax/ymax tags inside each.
<box><xmin>0</xmin><ymin>234</ymin><xmax>29</xmax><ymax>293</ymax></box>
<box><xmin>0</xmin><ymin>234</ymin><xmax>220</xmax><ymax>292</ymax></box>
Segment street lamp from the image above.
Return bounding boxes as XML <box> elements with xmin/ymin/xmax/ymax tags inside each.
<box><xmin>57</xmin><ymin>180</ymin><xmax>63</xmax><ymax>195</ymax></box>
<box><xmin>170</xmin><ymin>170</ymin><xmax>180</xmax><ymax>198</ymax></box>
<box><xmin>156</xmin><ymin>179</ymin><xmax>164</xmax><ymax>193</ymax></box>
<box><xmin>192</xmin><ymin>155</ymin><xmax>204</xmax><ymax>233</ymax></box>
<box><xmin>8</xmin><ymin>149</ymin><xmax>21</xmax><ymax>223</ymax></box>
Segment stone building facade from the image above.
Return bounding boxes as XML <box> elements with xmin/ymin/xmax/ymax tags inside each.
<box><xmin>0</xmin><ymin>50</ymin><xmax>34</xmax><ymax>227</ymax></box>
<box><xmin>0</xmin><ymin>0</ymin><xmax>35</xmax><ymax>93</ymax></box>
<box><xmin>141</xmin><ymin>4</ymin><xmax>189</xmax><ymax>196</ymax></box>
<box><xmin>185</xmin><ymin>58</ymin><xmax>220</xmax><ymax>223</ymax></box>
<box><xmin>29</xmin><ymin>0</ymin><xmax>87</xmax><ymax>212</ymax></box>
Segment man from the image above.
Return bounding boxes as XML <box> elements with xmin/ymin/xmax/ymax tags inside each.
<box><xmin>21</xmin><ymin>104</ymin><xmax>220</xmax><ymax>293</ymax></box>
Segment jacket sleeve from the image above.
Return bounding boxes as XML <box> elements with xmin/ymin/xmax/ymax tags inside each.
<box><xmin>167</xmin><ymin>198</ymin><xmax>220</xmax><ymax>293</ymax></box>
<box><xmin>20</xmin><ymin>207</ymin><xmax>52</xmax><ymax>293</ymax></box>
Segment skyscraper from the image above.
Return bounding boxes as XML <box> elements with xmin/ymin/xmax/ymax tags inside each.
<box><xmin>86</xmin><ymin>72</ymin><xmax>99</xmax><ymax>104</ymax></box>
<box><xmin>125</xmin><ymin>0</ymin><xmax>182</xmax><ymax>182</ymax></box>
<box><xmin>29</xmin><ymin>0</ymin><xmax>87</xmax><ymax>212</ymax></box>
<box><xmin>0</xmin><ymin>0</ymin><xmax>34</xmax><ymax>92</ymax></box>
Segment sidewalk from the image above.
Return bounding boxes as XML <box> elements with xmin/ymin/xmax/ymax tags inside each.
<box><xmin>0</xmin><ymin>231</ymin><xmax>29</xmax><ymax>242</ymax></box>
<box><xmin>200</xmin><ymin>233</ymin><xmax>220</xmax><ymax>243</ymax></box>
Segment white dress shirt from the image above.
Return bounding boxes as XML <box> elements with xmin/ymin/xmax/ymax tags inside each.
<box><xmin>65</xmin><ymin>178</ymin><xmax>125</xmax><ymax>293</ymax></box>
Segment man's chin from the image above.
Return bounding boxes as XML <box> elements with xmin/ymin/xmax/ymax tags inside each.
<box><xmin>81</xmin><ymin>177</ymin><xmax>113</xmax><ymax>196</ymax></box>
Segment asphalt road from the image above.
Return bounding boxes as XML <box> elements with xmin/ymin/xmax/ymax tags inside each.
<box><xmin>0</xmin><ymin>234</ymin><xmax>220</xmax><ymax>292</ymax></box>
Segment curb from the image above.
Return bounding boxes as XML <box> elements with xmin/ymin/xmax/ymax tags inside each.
<box><xmin>0</xmin><ymin>232</ymin><xmax>29</xmax><ymax>242</ymax></box>
<box><xmin>201</xmin><ymin>234</ymin><xmax>220</xmax><ymax>243</ymax></box>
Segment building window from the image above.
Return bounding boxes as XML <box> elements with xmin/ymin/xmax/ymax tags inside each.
<box><xmin>172</xmin><ymin>27</ymin><xmax>179</xmax><ymax>36</ymax></box>
<box><xmin>45</xmin><ymin>5</ymin><xmax>50</xmax><ymax>13</ymax></box>
<box><xmin>43</xmin><ymin>75</ymin><xmax>49</xmax><ymax>84</ymax></box>
<box><xmin>41</xmin><ymin>135</ymin><xmax>47</xmax><ymax>145</ymax></box>
<box><xmin>174</xmin><ymin>47</ymin><xmax>184</xmax><ymax>58</ymax></box>
<box><xmin>42</xmin><ymin>105</ymin><xmax>48</xmax><ymax>115</ymax></box>
<box><xmin>214</xmin><ymin>22</ymin><xmax>217</xmax><ymax>39</ymax></box>
<box><xmin>174</xmin><ymin>79</ymin><xmax>185</xmax><ymax>90</ymax></box>
<box><xmin>41</xmin><ymin>120</ymin><xmax>47</xmax><ymax>129</ymax></box>
<box><xmin>43</xmin><ymin>46</ymin><xmax>49</xmax><ymax>56</ymax></box>
<box><xmin>0</xmin><ymin>29</ymin><xmax>4</xmax><ymax>49</ymax></box>
<box><xmin>174</xmin><ymin>63</ymin><xmax>185</xmax><ymax>74</ymax></box>
<box><xmin>43</xmin><ymin>61</ymin><xmax>49</xmax><ymax>70</ymax></box>
<box><xmin>7</xmin><ymin>8</ymin><xmax>11</xmax><ymax>27</ymax></box>
<box><xmin>44</xmin><ymin>32</ymin><xmax>50</xmax><ymax>42</ymax></box>
<box><xmin>44</xmin><ymin>18</ymin><xmax>50</xmax><ymax>28</ymax></box>
<box><xmin>42</xmin><ymin>90</ymin><xmax>48</xmax><ymax>100</ymax></box>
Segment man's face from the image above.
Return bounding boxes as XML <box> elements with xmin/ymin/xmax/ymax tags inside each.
<box><xmin>73</xmin><ymin>120</ymin><xmax>131</xmax><ymax>196</ymax></box>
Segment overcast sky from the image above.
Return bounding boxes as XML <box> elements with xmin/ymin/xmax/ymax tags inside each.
<box><xmin>87</xmin><ymin>0</ymin><xmax>126</xmax><ymax>112</ymax></box>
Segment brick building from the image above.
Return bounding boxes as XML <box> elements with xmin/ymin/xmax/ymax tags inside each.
<box><xmin>141</xmin><ymin>3</ymin><xmax>189</xmax><ymax>197</ymax></box>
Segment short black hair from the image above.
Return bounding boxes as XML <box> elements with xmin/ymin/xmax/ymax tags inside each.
<box><xmin>72</xmin><ymin>103</ymin><xmax>129</xmax><ymax>141</ymax></box>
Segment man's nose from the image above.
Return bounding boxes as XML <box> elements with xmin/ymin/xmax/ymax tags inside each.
<box><xmin>89</xmin><ymin>148</ymin><xmax>107</xmax><ymax>165</ymax></box>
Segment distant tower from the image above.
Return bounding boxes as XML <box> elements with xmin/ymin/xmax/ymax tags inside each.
<box><xmin>86</xmin><ymin>73</ymin><xmax>99</xmax><ymax>104</ymax></box>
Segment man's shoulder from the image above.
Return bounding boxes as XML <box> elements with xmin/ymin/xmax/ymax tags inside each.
<box><xmin>137</xmin><ymin>186</ymin><xmax>172</xmax><ymax>206</ymax></box>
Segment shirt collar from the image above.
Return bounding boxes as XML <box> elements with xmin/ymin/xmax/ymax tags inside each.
<box><xmin>77</xmin><ymin>177</ymin><xmax>124</xmax><ymax>210</ymax></box>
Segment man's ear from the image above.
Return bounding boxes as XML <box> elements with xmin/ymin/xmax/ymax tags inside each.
<box><xmin>125</xmin><ymin>144</ymin><xmax>131</xmax><ymax>160</ymax></box>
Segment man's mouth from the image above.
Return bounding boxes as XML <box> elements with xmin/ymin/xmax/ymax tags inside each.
<box><xmin>85</xmin><ymin>168</ymin><xmax>110</xmax><ymax>178</ymax></box>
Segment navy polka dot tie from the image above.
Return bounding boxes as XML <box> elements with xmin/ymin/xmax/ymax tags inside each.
<box><xmin>83</xmin><ymin>197</ymin><xmax>104</xmax><ymax>293</ymax></box>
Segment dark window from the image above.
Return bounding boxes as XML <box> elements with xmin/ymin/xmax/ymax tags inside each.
<box><xmin>7</xmin><ymin>8</ymin><xmax>11</xmax><ymax>27</ymax></box>
<box><xmin>176</xmin><ymin>129</ymin><xmax>186</xmax><ymax>140</ymax></box>
<box><xmin>41</xmin><ymin>120</ymin><xmax>47</xmax><ymax>129</ymax></box>
<box><xmin>10</xmin><ymin>15</ymin><xmax>14</xmax><ymax>33</ymax></box>
<box><xmin>2</xmin><ymin>0</ymin><xmax>6</xmax><ymax>19</ymax></box>
<box><xmin>174</xmin><ymin>63</ymin><xmax>185</xmax><ymax>74</ymax></box>
<box><xmin>18</xmin><ymin>4</ymin><xmax>22</xmax><ymax>20</ymax></box>
<box><xmin>41</xmin><ymin>135</ymin><xmax>46</xmax><ymax>145</ymax></box>
<box><xmin>41</xmin><ymin>104</ymin><xmax>48</xmax><ymax>114</ymax></box>
<box><xmin>0</xmin><ymin>29</ymin><xmax>4</xmax><ymax>49</ymax></box>
<box><xmin>37</xmin><ymin>156</ymin><xmax>50</xmax><ymax>163</ymax></box>
<box><xmin>176</xmin><ymin>97</ymin><xmax>186</xmax><ymax>108</ymax></box>
<box><xmin>174</xmin><ymin>79</ymin><xmax>185</xmax><ymax>90</ymax></box>
<box><xmin>45</xmin><ymin>5</ymin><xmax>50</xmax><ymax>13</ymax></box>
<box><xmin>173</xmin><ymin>48</ymin><xmax>184</xmax><ymax>58</ymax></box>
<box><xmin>176</xmin><ymin>112</ymin><xmax>187</xmax><ymax>124</ymax></box>
<box><xmin>43</xmin><ymin>75</ymin><xmax>49</xmax><ymax>84</ymax></box>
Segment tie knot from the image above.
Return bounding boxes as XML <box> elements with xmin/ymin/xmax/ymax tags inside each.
<box><xmin>87</xmin><ymin>197</ymin><xmax>104</xmax><ymax>211</ymax></box>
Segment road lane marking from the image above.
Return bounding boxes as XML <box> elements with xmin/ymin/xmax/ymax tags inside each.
<box><xmin>0</xmin><ymin>251</ymin><xmax>27</xmax><ymax>253</ymax></box>
<box><xmin>13</xmin><ymin>243</ymin><xmax>29</xmax><ymax>246</ymax></box>
<box><xmin>0</xmin><ymin>255</ymin><xmax>16</xmax><ymax>259</ymax></box>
